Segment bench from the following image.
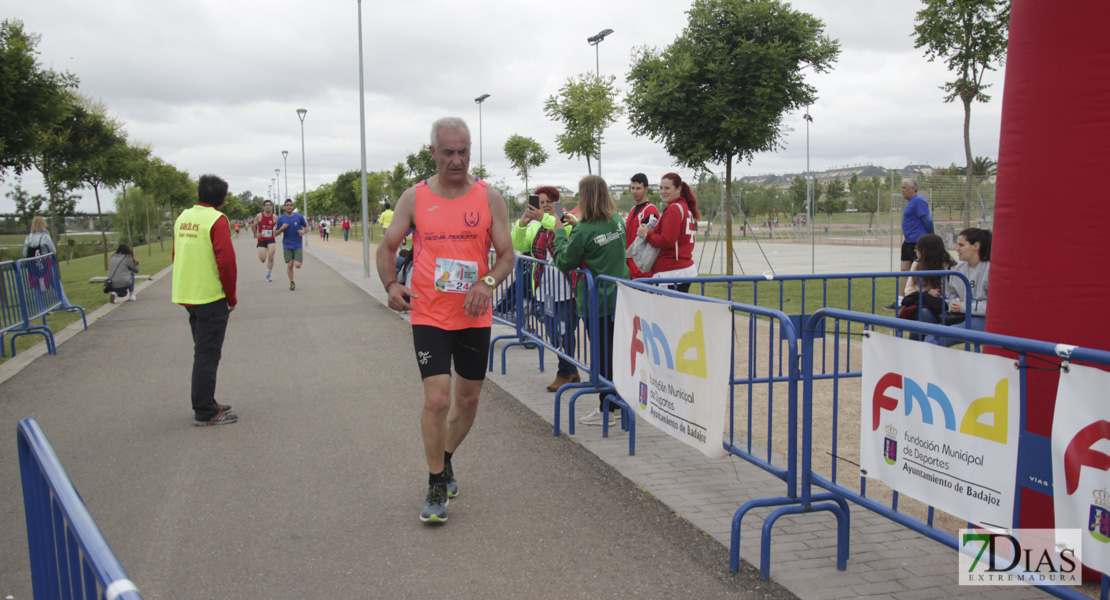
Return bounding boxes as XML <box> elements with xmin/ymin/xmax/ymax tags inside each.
<box><xmin>88</xmin><ymin>275</ymin><xmax>152</xmax><ymax>284</ymax></box>
<box><xmin>1</xmin><ymin>254</ymin><xmax>86</xmax><ymax>357</ymax></box>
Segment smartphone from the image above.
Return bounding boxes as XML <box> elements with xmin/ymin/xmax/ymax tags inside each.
<box><xmin>552</xmin><ymin>201</ymin><xmax>564</xmax><ymax>222</ymax></box>
<box><xmin>528</xmin><ymin>195</ymin><xmax>540</xmax><ymax>209</ymax></box>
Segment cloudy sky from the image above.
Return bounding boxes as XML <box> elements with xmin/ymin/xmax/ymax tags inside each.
<box><xmin>3</xmin><ymin>0</ymin><xmax>1006</xmax><ymax>213</ymax></box>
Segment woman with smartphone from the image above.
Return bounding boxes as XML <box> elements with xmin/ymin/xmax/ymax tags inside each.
<box><xmin>636</xmin><ymin>172</ymin><xmax>700</xmax><ymax>293</ymax></box>
<box><xmin>524</xmin><ymin>187</ymin><xmax>580</xmax><ymax>391</ymax></box>
<box><xmin>552</xmin><ymin>176</ymin><xmax>630</xmax><ymax>427</ymax></box>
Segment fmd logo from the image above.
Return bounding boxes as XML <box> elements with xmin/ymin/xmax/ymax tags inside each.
<box><xmin>870</xmin><ymin>372</ymin><xmax>1009</xmax><ymax>444</ymax></box>
<box><xmin>628</xmin><ymin>310</ymin><xmax>707</xmax><ymax>379</ymax></box>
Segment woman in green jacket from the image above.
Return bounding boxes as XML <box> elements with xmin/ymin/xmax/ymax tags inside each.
<box><xmin>552</xmin><ymin>175</ymin><xmax>630</xmax><ymax>426</ymax></box>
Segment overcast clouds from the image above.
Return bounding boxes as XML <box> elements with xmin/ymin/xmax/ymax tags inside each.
<box><xmin>3</xmin><ymin>0</ymin><xmax>1006</xmax><ymax>213</ymax></box>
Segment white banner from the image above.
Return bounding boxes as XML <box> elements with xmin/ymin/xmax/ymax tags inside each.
<box><xmin>860</xmin><ymin>332</ymin><xmax>1019</xmax><ymax>527</ymax></box>
<box><xmin>613</xmin><ymin>283</ymin><xmax>730</xmax><ymax>458</ymax></box>
<box><xmin>1052</xmin><ymin>363</ymin><xmax>1110</xmax><ymax>574</ymax></box>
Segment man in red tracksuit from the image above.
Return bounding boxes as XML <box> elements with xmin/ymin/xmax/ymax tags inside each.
<box><xmin>624</xmin><ymin>173</ymin><xmax>660</xmax><ymax>279</ymax></box>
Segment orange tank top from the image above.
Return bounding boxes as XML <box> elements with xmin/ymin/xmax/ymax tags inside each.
<box><xmin>410</xmin><ymin>179</ymin><xmax>493</xmax><ymax>329</ymax></box>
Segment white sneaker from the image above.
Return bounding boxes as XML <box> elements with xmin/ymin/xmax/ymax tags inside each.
<box><xmin>128</xmin><ymin>293</ymin><xmax>137</xmax><ymax>301</ymax></box>
<box><xmin>579</xmin><ymin>408</ymin><xmax>616</xmax><ymax>426</ymax></box>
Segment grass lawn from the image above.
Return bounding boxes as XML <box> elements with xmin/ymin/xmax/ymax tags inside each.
<box><xmin>1</xmin><ymin>242</ymin><xmax>174</xmax><ymax>364</ymax></box>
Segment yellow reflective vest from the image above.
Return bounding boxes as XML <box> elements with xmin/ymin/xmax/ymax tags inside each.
<box><xmin>172</xmin><ymin>205</ymin><xmax>226</xmax><ymax>304</ymax></box>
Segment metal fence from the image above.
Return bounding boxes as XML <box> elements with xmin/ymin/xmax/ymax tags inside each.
<box><xmin>18</xmin><ymin>417</ymin><xmax>142</xmax><ymax>600</ymax></box>
<box><xmin>799</xmin><ymin>309</ymin><xmax>1110</xmax><ymax>599</ymax></box>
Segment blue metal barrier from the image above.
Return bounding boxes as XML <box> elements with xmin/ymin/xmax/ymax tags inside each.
<box><xmin>800</xmin><ymin>308</ymin><xmax>1110</xmax><ymax>599</ymax></box>
<box><xmin>18</xmin><ymin>417</ymin><xmax>142</xmax><ymax>600</ymax></box>
<box><xmin>3</xmin><ymin>254</ymin><xmax>87</xmax><ymax>357</ymax></box>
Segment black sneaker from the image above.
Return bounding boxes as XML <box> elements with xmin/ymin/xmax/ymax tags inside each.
<box><xmin>882</xmin><ymin>302</ymin><xmax>898</xmax><ymax>310</ymax></box>
<box><xmin>218</xmin><ymin>403</ymin><xmax>232</xmax><ymax>413</ymax></box>
<box><xmin>193</xmin><ymin>411</ymin><xmax>238</xmax><ymax>426</ymax></box>
<box><xmin>290</xmin><ymin>281</ymin><xmax>296</xmax><ymax>291</ymax></box>
<box><xmin>444</xmin><ymin>461</ymin><xmax>459</xmax><ymax>498</ymax></box>
<box><xmin>419</xmin><ymin>482</ymin><xmax>448</xmax><ymax>523</ymax></box>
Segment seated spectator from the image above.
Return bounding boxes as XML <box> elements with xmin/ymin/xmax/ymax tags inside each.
<box><xmin>107</xmin><ymin>244</ymin><xmax>140</xmax><ymax>303</ymax></box>
<box><xmin>922</xmin><ymin>228</ymin><xmax>990</xmax><ymax>340</ymax></box>
<box><xmin>897</xmin><ymin>233</ymin><xmax>955</xmax><ymax>338</ymax></box>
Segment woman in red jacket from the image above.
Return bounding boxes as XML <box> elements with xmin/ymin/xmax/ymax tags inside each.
<box><xmin>636</xmin><ymin>172</ymin><xmax>700</xmax><ymax>292</ymax></box>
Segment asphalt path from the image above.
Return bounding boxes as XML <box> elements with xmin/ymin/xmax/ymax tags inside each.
<box><xmin>0</xmin><ymin>235</ymin><xmax>795</xmax><ymax>599</ymax></box>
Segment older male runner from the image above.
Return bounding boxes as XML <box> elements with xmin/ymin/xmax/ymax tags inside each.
<box><xmin>376</xmin><ymin>117</ymin><xmax>514</xmax><ymax>524</ymax></box>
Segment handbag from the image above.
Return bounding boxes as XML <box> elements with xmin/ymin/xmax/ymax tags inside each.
<box><xmin>626</xmin><ymin>215</ymin><xmax>661</xmax><ymax>272</ymax></box>
<box><xmin>104</xmin><ymin>257</ymin><xmax>126</xmax><ymax>294</ymax></box>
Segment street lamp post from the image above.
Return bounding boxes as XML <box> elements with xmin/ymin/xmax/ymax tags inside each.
<box><xmin>358</xmin><ymin>0</ymin><xmax>371</xmax><ymax>276</ymax></box>
<box><xmin>474</xmin><ymin>94</ymin><xmax>490</xmax><ymax>174</ymax></box>
<box><xmin>805</xmin><ymin>106</ymin><xmax>814</xmax><ymax>273</ymax></box>
<box><xmin>281</xmin><ymin>151</ymin><xmax>289</xmax><ymax>202</ymax></box>
<box><xmin>587</xmin><ymin>28</ymin><xmax>613</xmax><ymax>177</ymax></box>
<box><xmin>275</xmin><ymin>169</ymin><xmax>280</xmax><ymax>202</ymax></box>
<box><xmin>297</xmin><ymin>108</ymin><xmax>308</xmax><ymax>247</ymax></box>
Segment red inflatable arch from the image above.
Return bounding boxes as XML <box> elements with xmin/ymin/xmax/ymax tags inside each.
<box><xmin>988</xmin><ymin>0</ymin><xmax>1110</xmax><ymax>567</ymax></box>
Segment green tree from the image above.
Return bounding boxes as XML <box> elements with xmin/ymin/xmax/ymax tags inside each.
<box><xmin>821</xmin><ymin>197</ymin><xmax>845</xmax><ymax>217</ymax></box>
<box><xmin>0</xmin><ymin>20</ymin><xmax>77</xmax><ymax>179</ymax></box>
<box><xmin>405</xmin><ymin>147</ymin><xmax>436</xmax><ymax>182</ymax></box>
<box><xmin>852</xmin><ymin>175</ymin><xmax>883</xmax><ymax>226</ymax></box>
<box><xmin>387</xmin><ymin>162</ymin><xmax>408</xmax><ymax>201</ymax></box>
<box><xmin>914</xmin><ymin>0</ymin><xmax>1010</xmax><ymax>228</ymax></box>
<box><xmin>62</xmin><ymin>97</ymin><xmax>141</xmax><ymax>268</ymax></box>
<box><xmin>333</xmin><ymin>170</ymin><xmax>360</xmax><ymax>215</ymax></box>
<box><xmin>626</xmin><ymin>0</ymin><xmax>839</xmax><ymax>273</ymax></box>
<box><xmin>137</xmin><ymin>157</ymin><xmax>193</xmax><ymax>251</ymax></box>
<box><xmin>29</xmin><ymin>92</ymin><xmax>87</xmax><ymax>242</ymax></box>
<box><xmin>543</xmin><ymin>73</ymin><xmax>623</xmax><ymax>174</ymax></box>
<box><xmin>503</xmin><ymin>134</ymin><xmax>549</xmax><ymax>194</ymax></box>
<box><xmin>825</xmin><ymin>176</ymin><xmax>846</xmax><ymax>201</ymax></box>
<box><xmin>6</xmin><ymin>179</ymin><xmax>45</xmax><ymax>229</ymax></box>
<box><xmin>470</xmin><ymin>164</ymin><xmax>490</xmax><ymax>180</ymax></box>
<box><xmin>789</xmin><ymin>175</ymin><xmax>808</xmax><ymax>215</ymax></box>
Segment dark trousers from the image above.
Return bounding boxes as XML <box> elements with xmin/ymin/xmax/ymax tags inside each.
<box><xmin>584</xmin><ymin>313</ymin><xmax>617</xmax><ymax>412</ymax></box>
<box><xmin>186</xmin><ymin>300</ymin><xmax>229</xmax><ymax>419</ymax></box>
<box><xmin>543</xmin><ymin>299</ymin><xmax>578</xmax><ymax>378</ymax></box>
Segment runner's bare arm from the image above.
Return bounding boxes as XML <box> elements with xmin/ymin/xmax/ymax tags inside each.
<box><xmin>376</xmin><ymin>187</ymin><xmax>418</xmax><ymax>311</ymax></box>
<box><xmin>462</xmin><ymin>187</ymin><xmax>515</xmax><ymax>318</ymax></box>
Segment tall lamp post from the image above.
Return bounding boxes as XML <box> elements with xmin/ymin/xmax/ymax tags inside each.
<box><xmin>358</xmin><ymin>0</ymin><xmax>371</xmax><ymax>276</ymax></box>
<box><xmin>297</xmin><ymin>108</ymin><xmax>308</xmax><ymax>246</ymax></box>
<box><xmin>804</xmin><ymin>106</ymin><xmax>814</xmax><ymax>273</ymax></box>
<box><xmin>275</xmin><ymin>169</ymin><xmax>280</xmax><ymax>202</ymax></box>
<box><xmin>587</xmin><ymin>28</ymin><xmax>613</xmax><ymax>177</ymax></box>
<box><xmin>474</xmin><ymin>94</ymin><xmax>490</xmax><ymax>174</ymax></box>
<box><xmin>281</xmin><ymin>151</ymin><xmax>289</xmax><ymax>201</ymax></box>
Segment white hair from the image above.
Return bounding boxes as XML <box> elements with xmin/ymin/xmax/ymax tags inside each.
<box><xmin>902</xmin><ymin>178</ymin><xmax>918</xmax><ymax>190</ymax></box>
<box><xmin>429</xmin><ymin>117</ymin><xmax>471</xmax><ymax>147</ymax></box>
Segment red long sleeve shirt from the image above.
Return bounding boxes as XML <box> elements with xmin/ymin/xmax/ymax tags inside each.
<box><xmin>644</xmin><ymin>198</ymin><xmax>695</xmax><ymax>274</ymax></box>
<box><xmin>172</xmin><ymin>203</ymin><xmax>238</xmax><ymax>307</ymax></box>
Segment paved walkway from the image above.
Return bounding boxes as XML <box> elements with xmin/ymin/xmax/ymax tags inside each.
<box><xmin>0</xmin><ymin>236</ymin><xmax>791</xmax><ymax>600</ymax></box>
<box><xmin>0</xmin><ymin>235</ymin><xmax>1077</xmax><ymax>599</ymax></box>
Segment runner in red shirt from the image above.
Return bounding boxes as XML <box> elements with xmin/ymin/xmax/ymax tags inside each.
<box><xmin>252</xmin><ymin>200</ymin><xmax>277</xmax><ymax>282</ymax></box>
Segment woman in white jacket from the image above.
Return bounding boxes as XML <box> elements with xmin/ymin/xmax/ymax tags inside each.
<box><xmin>22</xmin><ymin>216</ymin><xmax>56</xmax><ymax>257</ymax></box>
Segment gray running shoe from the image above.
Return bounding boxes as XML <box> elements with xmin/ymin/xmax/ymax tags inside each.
<box><xmin>419</xmin><ymin>482</ymin><xmax>449</xmax><ymax>523</ymax></box>
<box><xmin>444</xmin><ymin>461</ymin><xmax>459</xmax><ymax>498</ymax></box>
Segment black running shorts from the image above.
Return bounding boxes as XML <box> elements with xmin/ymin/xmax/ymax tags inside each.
<box><xmin>257</xmin><ymin>238</ymin><xmax>275</xmax><ymax>248</ymax></box>
<box><xmin>411</xmin><ymin>325</ymin><xmax>491</xmax><ymax>381</ymax></box>
<box><xmin>901</xmin><ymin>240</ymin><xmax>917</xmax><ymax>263</ymax></box>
